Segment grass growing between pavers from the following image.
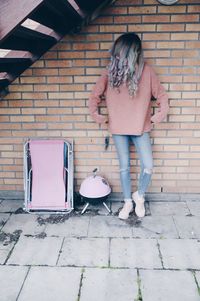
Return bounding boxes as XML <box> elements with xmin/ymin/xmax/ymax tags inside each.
<box><xmin>134</xmin><ymin>269</ymin><xmax>143</xmax><ymax>301</ymax></box>
<box><xmin>192</xmin><ymin>271</ymin><xmax>200</xmax><ymax>296</ymax></box>
<box><xmin>76</xmin><ymin>268</ymin><xmax>85</xmax><ymax>301</ymax></box>
<box><xmin>156</xmin><ymin>240</ymin><xmax>164</xmax><ymax>269</ymax></box>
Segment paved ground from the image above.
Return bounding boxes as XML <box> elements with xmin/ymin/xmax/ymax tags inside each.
<box><xmin>0</xmin><ymin>198</ymin><xmax>200</xmax><ymax>301</ymax></box>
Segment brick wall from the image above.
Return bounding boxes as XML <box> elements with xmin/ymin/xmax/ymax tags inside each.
<box><xmin>0</xmin><ymin>0</ymin><xmax>200</xmax><ymax>196</ymax></box>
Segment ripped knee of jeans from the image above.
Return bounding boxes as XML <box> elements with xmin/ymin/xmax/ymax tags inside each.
<box><xmin>143</xmin><ymin>167</ymin><xmax>153</xmax><ymax>175</ymax></box>
<box><xmin>119</xmin><ymin>166</ymin><xmax>130</xmax><ymax>173</ymax></box>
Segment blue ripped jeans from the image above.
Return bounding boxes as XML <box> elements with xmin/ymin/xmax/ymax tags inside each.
<box><xmin>112</xmin><ymin>132</ymin><xmax>153</xmax><ymax>199</ymax></box>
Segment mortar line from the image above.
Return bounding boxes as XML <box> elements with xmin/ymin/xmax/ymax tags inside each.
<box><xmin>86</xmin><ymin>216</ymin><xmax>91</xmax><ymax>237</ymax></box>
<box><xmin>136</xmin><ymin>268</ymin><xmax>143</xmax><ymax>301</ymax></box>
<box><xmin>108</xmin><ymin>237</ymin><xmax>111</xmax><ymax>268</ymax></box>
<box><xmin>192</xmin><ymin>271</ymin><xmax>200</xmax><ymax>297</ymax></box>
<box><xmin>16</xmin><ymin>266</ymin><xmax>31</xmax><ymax>301</ymax></box>
<box><xmin>171</xmin><ymin>215</ymin><xmax>181</xmax><ymax>239</ymax></box>
<box><xmin>56</xmin><ymin>236</ymin><xmax>65</xmax><ymax>266</ymax></box>
<box><xmin>77</xmin><ymin>268</ymin><xmax>85</xmax><ymax>301</ymax></box>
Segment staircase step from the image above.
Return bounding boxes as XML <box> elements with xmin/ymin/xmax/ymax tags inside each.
<box><xmin>0</xmin><ymin>25</ymin><xmax>58</xmax><ymax>55</ymax></box>
<box><xmin>0</xmin><ymin>57</ymin><xmax>32</xmax><ymax>73</ymax></box>
<box><xmin>0</xmin><ymin>78</ymin><xmax>10</xmax><ymax>90</ymax></box>
<box><xmin>0</xmin><ymin>0</ymin><xmax>43</xmax><ymax>41</ymax></box>
<box><xmin>30</xmin><ymin>0</ymin><xmax>84</xmax><ymax>34</ymax></box>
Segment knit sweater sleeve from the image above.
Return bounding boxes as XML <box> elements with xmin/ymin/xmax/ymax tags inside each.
<box><xmin>89</xmin><ymin>69</ymin><xmax>108</xmax><ymax>124</ymax></box>
<box><xmin>150</xmin><ymin>66</ymin><xmax>169</xmax><ymax>124</ymax></box>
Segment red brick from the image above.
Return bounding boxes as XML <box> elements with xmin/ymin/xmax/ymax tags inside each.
<box><xmin>171</xmin><ymin>33</ymin><xmax>198</xmax><ymax>40</ymax></box>
<box><xmin>188</xmin><ymin>5</ymin><xmax>200</xmax><ymax>13</ymax></box>
<box><xmin>45</xmin><ymin>60</ymin><xmax>72</xmax><ymax>67</ymax></box>
<box><xmin>86</xmin><ymin>34</ymin><xmax>112</xmax><ymax>41</ymax></box>
<box><xmin>156</xmin><ymin>58</ymin><xmax>182</xmax><ymax>66</ymax></box>
<box><xmin>58</xmin><ymin>51</ymin><xmax>84</xmax><ymax>59</ymax></box>
<box><xmin>32</xmin><ymin>68</ymin><xmax>58</xmax><ymax>76</ymax></box>
<box><xmin>73</xmin><ymin>43</ymin><xmax>99</xmax><ymax>50</ymax></box>
<box><xmin>128</xmin><ymin>24</ymin><xmax>156</xmax><ymax>32</ymax></box>
<box><xmin>93</xmin><ymin>16</ymin><xmax>114</xmax><ymax>24</ymax></box>
<box><xmin>171</xmin><ymin>50</ymin><xmax>199</xmax><ymax>58</ymax></box>
<box><xmin>143</xmin><ymin>33</ymin><xmax>170</xmax><ymax>41</ymax></box>
<box><xmin>158</xmin><ymin>6</ymin><xmax>186</xmax><ymax>13</ymax></box>
<box><xmin>102</xmin><ymin>6</ymin><xmax>127</xmax><ymax>15</ymax></box>
<box><xmin>157</xmin><ymin>24</ymin><xmax>184</xmax><ymax>32</ymax></box>
<box><xmin>114</xmin><ymin>15</ymin><xmax>141</xmax><ymax>23</ymax></box>
<box><xmin>100</xmin><ymin>25</ymin><xmax>126</xmax><ymax>33</ymax></box>
<box><xmin>157</xmin><ymin>41</ymin><xmax>184</xmax><ymax>49</ymax></box>
<box><xmin>47</xmin><ymin>76</ymin><xmax>73</xmax><ymax>84</ymax></box>
<box><xmin>128</xmin><ymin>6</ymin><xmax>156</xmax><ymax>14</ymax></box>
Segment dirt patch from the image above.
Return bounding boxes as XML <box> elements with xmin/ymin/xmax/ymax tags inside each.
<box><xmin>37</xmin><ymin>213</ymin><xmax>74</xmax><ymax>225</ymax></box>
<box><xmin>125</xmin><ymin>215</ymin><xmax>142</xmax><ymax>227</ymax></box>
<box><xmin>25</xmin><ymin>232</ymin><xmax>47</xmax><ymax>239</ymax></box>
<box><xmin>14</xmin><ymin>208</ymin><xmax>26</xmax><ymax>214</ymax></box>
<box><xmin>35</xmin><ymin>232</ymin><xmax>47</xmax><ymax>239</ymax></box>
<box><xmin>0</xmin><ymin>230</ymin><xmax>22</xmax><ymax>246</ymax></box>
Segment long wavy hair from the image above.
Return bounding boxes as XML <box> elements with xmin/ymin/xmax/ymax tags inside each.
<box><xmin>108</xmin><ymin>33</ymin><xmax>144</xmax><ymax>97</ymax></box>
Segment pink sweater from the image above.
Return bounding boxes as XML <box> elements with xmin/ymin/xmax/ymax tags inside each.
<box><xmin>89</xmin><ymin>62</ymin><xmax>169</xmax><ymax>135</ymax></box>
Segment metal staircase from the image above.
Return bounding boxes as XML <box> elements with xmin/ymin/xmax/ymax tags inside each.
<box><xmin>0</xmin><ymin>0</ymin><xmax>115</xmax><ymax>96</ymax></box>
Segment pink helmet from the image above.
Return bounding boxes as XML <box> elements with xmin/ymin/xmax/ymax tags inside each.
<box><xmin>79</xmin><ymin>168</ymin><xmax>111</xmax><ymax>198</ymax></box>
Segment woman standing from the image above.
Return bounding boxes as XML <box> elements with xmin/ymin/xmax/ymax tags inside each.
<box><xmin>89</xmin><ymin>33</ymin><xmax>169</xmax><ymax>219</ymax></box>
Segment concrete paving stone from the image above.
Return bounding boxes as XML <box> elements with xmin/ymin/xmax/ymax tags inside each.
<box><xmin>110</xmin><ymin>238</ymin><xmax>162</xmax><ymax>269</ymax></box>
<box><xmin>132</xmin><ymin>216</ymin><xmax>179</xmax><ymax>239</ymax></box>
<box><xmin>80</xmin><ymin>268</ymin><xmax>138</xmax><ymax>301</ymax></box>
<box><xmin>7</xmin><ymin>235</ymin><xmax>63</xmax><ymax>265</ymax></box>
<box><xmin>150</xmin><ymin>201</ymin><xmax>190</xmax><ymax>216</ymax></box>
<box><xmin>88</xmin><ymin>215</ymin><xmax>132</xmax><ymax>238</ymax></box>
<box><xmin>0</xmin><ymin>265</ymin><xmax>29</xmax><ymax>301</ymax></box>
<box><xmin>180</xmin><ymin>194</ymin><xmax>200</xmax><ymax>202</ymax></box>
<box><xmin>0</xmin><ymin>213</ymin><xmax>10</xmax><ymax>230</ymax></box>
<box><xmin>18</xmin><ymin>266</ymin><xmax>81</xmax><ymax>301</ymax></box>
<box><xmin>44</xmin><ymin>216</ymin><xmax>90</xmax><ymax>237</ymax></box>
<box><xmin>186</xmin><ymin>201</ymin><xmax>200</xmax><ymax>216</ymax></box>
<box><xmin>2</xmin><ymin>213</ymin><xmax>46</xmax><ymax>235</ymax></box>
<box><xmin>58</xmin><ymin>237</ymin><xmax>109</xmax><ymax>267</ymax></box>
<box><xmin>173</xmin><ymin>216</ymin><xmax>200</xmax><ymax>239</ymax></box>
<box><xmin>0</xmin><ymin>199</ymin><xmax>24</xmax><ymax>213</ymax></box>
<box><xmin>140</xmin><ymin>269</ymin><xmax>200</xmax><ymax>301</ymax></box>
<box><xmin>147</xmin><ymin>193</ymin><xmax>180</xmax><ymax>202</ymax></box>
<box><xmin>158</xmin><ymin>239</ymin><xmax>200</xmax><ymax>269</ymax></box>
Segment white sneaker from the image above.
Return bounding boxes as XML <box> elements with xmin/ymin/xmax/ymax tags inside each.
<box><xmin>118</xmin><ymin>200</ymin><xmax>133</xmax><ymax>220</ymax></box>
<box><xmin>132</xmin><ymin>191</ymin><xmax>145</xmax><ymax>218</ymax></box>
